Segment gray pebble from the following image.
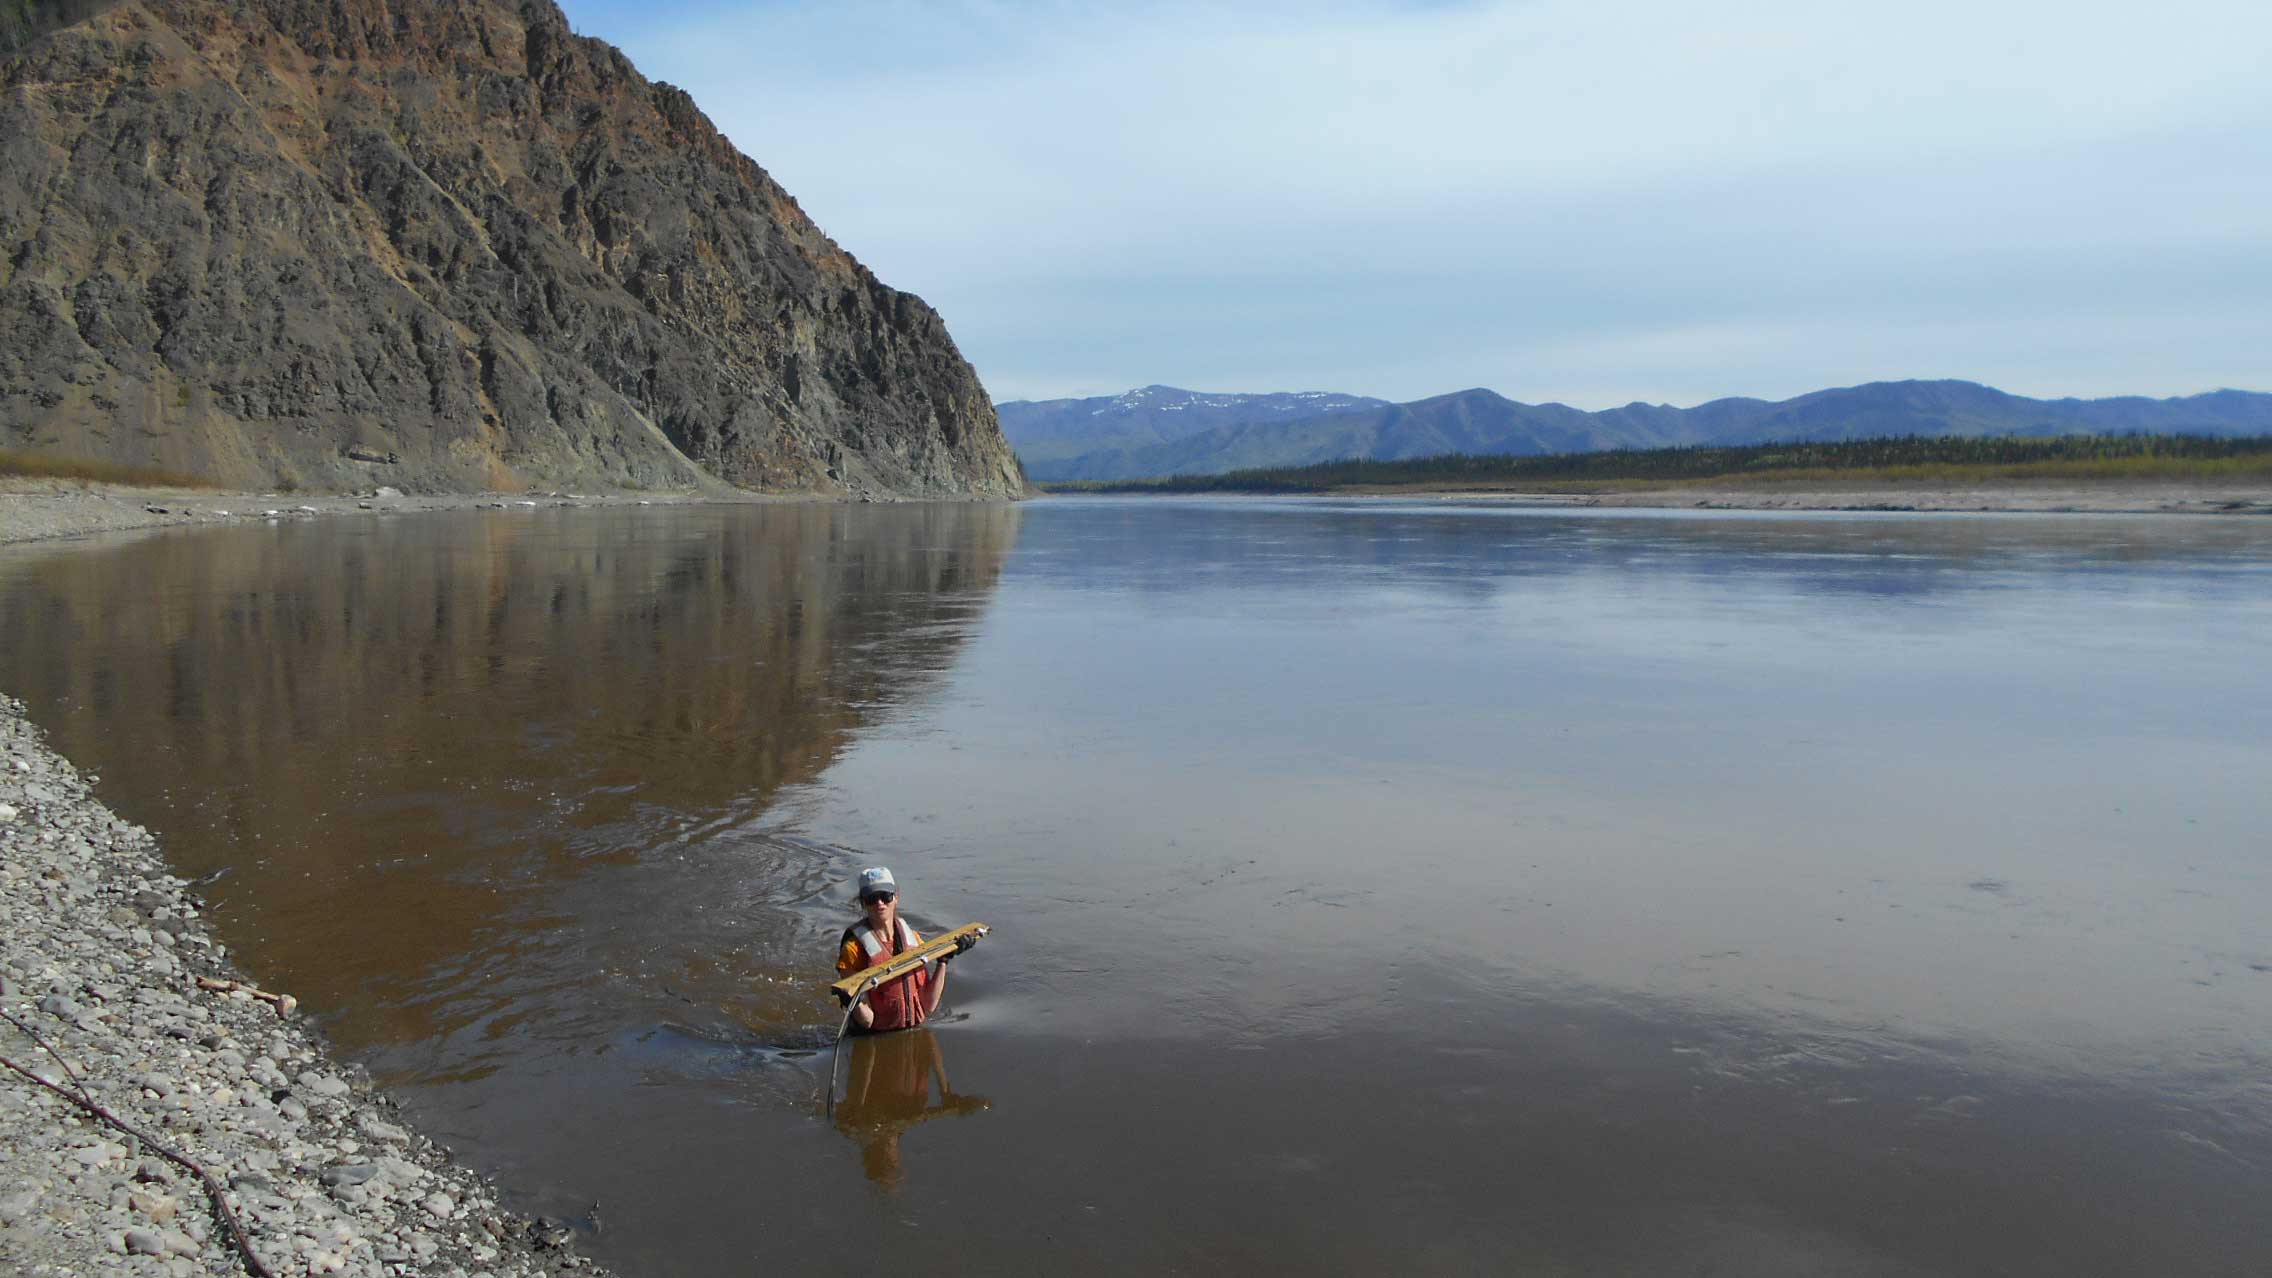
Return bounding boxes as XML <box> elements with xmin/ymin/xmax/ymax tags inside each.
<box><xmin>358</xmin><ymin>1119</ymin><xmax>409</xmax><ymax>1145</ymax></box>
<box><xmin>124</xmin><ymin>1228</ymin><xmax>165</xmax><ymax>1255</ymax></box>
<box><xmin>375</xmin><ymin>1156</ymin><xmax>424</xmax><ymax>1184</ymax></box>
<box><xmin>0</xmin><ymin>1185</ymin><xmax>43</xmax><ymax>1224</ymax></box>
<box><xmin>299</xmin><ymin>1071</ymin><xmax>351</xmax><ymax>1098</ymax></box>
<box><xmin>319</xmin><ymin>1163</ymin><xmax>379</xmax><ymax>1188</ymax></box>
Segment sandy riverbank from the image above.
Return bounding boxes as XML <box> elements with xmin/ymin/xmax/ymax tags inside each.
<box><xmin>0</xmin><ymin>695</ymin><xmax>611</xmax><ymax>1277</ymax></box>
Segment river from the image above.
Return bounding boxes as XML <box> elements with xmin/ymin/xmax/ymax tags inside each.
<box><xmin>2</xmin><ymin>497</ymin><xmax>2267</xmax><ymax>1275</ymax></box>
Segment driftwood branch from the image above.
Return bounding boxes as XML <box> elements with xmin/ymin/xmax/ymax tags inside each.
<box><xmin>193</xmin><ymin>976</ymin><xmax>297</xmax><ymax>1017</ymax></box>
<box><xmin>0</xmin><ymin>1008</ymin><xmax>275</xmax><ymax>1278</ymax></box>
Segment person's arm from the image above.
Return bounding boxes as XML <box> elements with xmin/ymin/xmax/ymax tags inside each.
<box><xmin>920</xmin><ymin>957</ymin><xmax>948</xmax><ymax>1015</ymax></box>
<box><xmin>906</xmin><ymin>922</ymin><xmax>949</xmax><ymax>1016</ymax></box>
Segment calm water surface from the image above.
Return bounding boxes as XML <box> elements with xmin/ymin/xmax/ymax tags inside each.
<box><xmin>2</xmin><ymin>497</ymin><xmax>2269</xmax><ymax>1275</ymax></box>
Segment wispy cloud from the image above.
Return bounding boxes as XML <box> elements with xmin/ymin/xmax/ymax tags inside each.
<box><xmin>561</xmin><ymin>0</ymin><xmax>2272</xmax><ymax>404</ymax></box>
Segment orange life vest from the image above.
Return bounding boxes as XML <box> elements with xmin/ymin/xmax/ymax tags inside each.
<box><xmin>840</xmin><ymin>918</ymin><xmax>930</xmax><ymax>1032</ymax></box>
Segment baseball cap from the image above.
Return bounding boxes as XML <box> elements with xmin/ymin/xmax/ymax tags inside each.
<box><xmin>857</xmin><ymin>866</ymin><xmax>898</xmax><ymax>899</ymax></box>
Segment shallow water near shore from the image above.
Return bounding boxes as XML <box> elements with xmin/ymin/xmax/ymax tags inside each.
<box><xmin>3</xmin><ymin>496</ymin><xmax>2270</xmax><ymax>1275</ymax></box>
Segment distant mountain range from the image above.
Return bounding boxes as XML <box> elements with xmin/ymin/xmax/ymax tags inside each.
<box><xmin>1002</xmin><ymin>381</ymin><xmax>2272</xmax><ymax>482</ymax></box>
<box><xmin>999</xmin><ymin>386</ymin><xmax>1391</xmax><ymax>466</ymax></box>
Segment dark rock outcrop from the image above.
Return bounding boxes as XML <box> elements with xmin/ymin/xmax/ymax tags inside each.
<box><xmin>0</xmin><ymin>0</ymin><xmax>1022</xmax><ymax>497</ymax></box>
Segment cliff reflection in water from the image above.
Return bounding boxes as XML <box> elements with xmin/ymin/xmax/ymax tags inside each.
<box><xmin>0</xmin><ymin>503</ymin><xmax>1021</xmax><ymax>1065</ymax></box>
<box><xmin>834</xmin><ymin>1029</ymin><xmax>991</xmax><ymax>1192</ymax></box>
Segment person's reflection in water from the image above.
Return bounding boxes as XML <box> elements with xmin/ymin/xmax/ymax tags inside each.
<box><xmin>832</xmin><ymin>1028</ymin><xmax>990</xmax><ymax>1192</ymax></box>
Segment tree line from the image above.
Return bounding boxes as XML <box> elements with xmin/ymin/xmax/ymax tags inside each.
<box><xmin>1042</xmin><ymin>433</ymin><xmax>2272</xmax><ymax>494</ymax></box>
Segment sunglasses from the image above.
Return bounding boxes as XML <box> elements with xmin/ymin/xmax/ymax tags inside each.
<box><xmin>861</xmin><ymin>891</ymin><xmax>896</xmax><ymax>905</ymax></box>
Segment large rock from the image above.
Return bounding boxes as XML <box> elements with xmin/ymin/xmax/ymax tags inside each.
<box><xmin>0</xmin><ymin>0</ymin><xmax>1023</xmax><ymax>498</ymax></box>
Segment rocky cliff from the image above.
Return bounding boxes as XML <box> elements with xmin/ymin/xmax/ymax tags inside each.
<box><xmin>0</xmin><ymin>0</ymin><xmax>1023</xmax><ymax>497</ymax></box>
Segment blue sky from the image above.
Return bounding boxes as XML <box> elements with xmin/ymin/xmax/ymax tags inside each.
<box><xmin>556</xmin><ymin>0</ymin><xmax>2271</xmax><ymax>407</ymax></box>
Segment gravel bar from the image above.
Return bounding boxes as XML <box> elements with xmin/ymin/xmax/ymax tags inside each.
<box><xmin>0</xmin><ymin>695</ymin><xmax>612</xmax><ymax>1278</ymax></box>
<box><xmin>0</xmin><ymin>482</ymin><xmax>747</xmax><ymax>548</ymax></box>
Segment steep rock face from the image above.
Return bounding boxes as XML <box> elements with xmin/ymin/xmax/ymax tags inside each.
<box><xmin>0</xmin><ymin>0</ymin><xmax>1022</xmax><ymax>496</ymax></box>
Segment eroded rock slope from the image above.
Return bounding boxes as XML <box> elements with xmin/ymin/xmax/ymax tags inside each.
<box><xmin>0</xmin><ymin>0</ymin><xmax>1022</xmax><ymax>496</ymax></box>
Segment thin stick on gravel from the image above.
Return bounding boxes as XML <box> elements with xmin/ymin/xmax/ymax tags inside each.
<box><xmin>5</xmin><ymin>1002</ymin><xmax>98</xmax><ymax>1110</ymax></box>
<box><xmin>0</xmin><ymin>1009</ymin><xmax>276</xmax><ymax>1278</ymax></box>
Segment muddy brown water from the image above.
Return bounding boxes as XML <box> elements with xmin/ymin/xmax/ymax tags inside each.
<box><xmin>2</xmin><ymin>498</ymin><xmax>2269</xmax><ymax>1275</ymax></box>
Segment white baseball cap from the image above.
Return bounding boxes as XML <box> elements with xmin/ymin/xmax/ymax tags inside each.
<box><xmin>857</xmin><ymin>867</ymin><xmax>897</xmax><ymax>899</ymax></box>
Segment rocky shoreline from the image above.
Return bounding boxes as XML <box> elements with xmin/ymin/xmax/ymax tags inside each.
<box><xmin>0</xmin><ymin>481</ymin><xmax>781</xmax><ymax>548</ymax></box>
<box><xmin>0</xmin><ymin>697</ymin><xmax>611</xmax><ymax>1278</ymax></box>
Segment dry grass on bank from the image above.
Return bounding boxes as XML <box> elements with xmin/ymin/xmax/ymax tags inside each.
<box><xmin>0</xmin><ymin>450</ymin><xmax>218</xmax><ymax>489</ymax></box>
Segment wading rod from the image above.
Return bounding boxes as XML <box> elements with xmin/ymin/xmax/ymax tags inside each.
<box><xmin>824</xmin><ymin>972</ymin><xmax>881</xmax><ymax>1118</ymax></box>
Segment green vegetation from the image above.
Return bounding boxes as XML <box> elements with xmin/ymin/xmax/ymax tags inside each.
<box><xmin>0</xmin><ymin>450</ymin><xmax>217</xmax><ymax>489</ymax></box>
<box><xmin>1040</xmin><ymin>434</ymin><xmax>2272</xmax><ymax>495</ymax></box>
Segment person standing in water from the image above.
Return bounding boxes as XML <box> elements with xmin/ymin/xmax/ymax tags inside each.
<box><xmin>836</xmin><ymin>867</ymin><xmax>949</xmax><ymax>1033</ymax></box>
